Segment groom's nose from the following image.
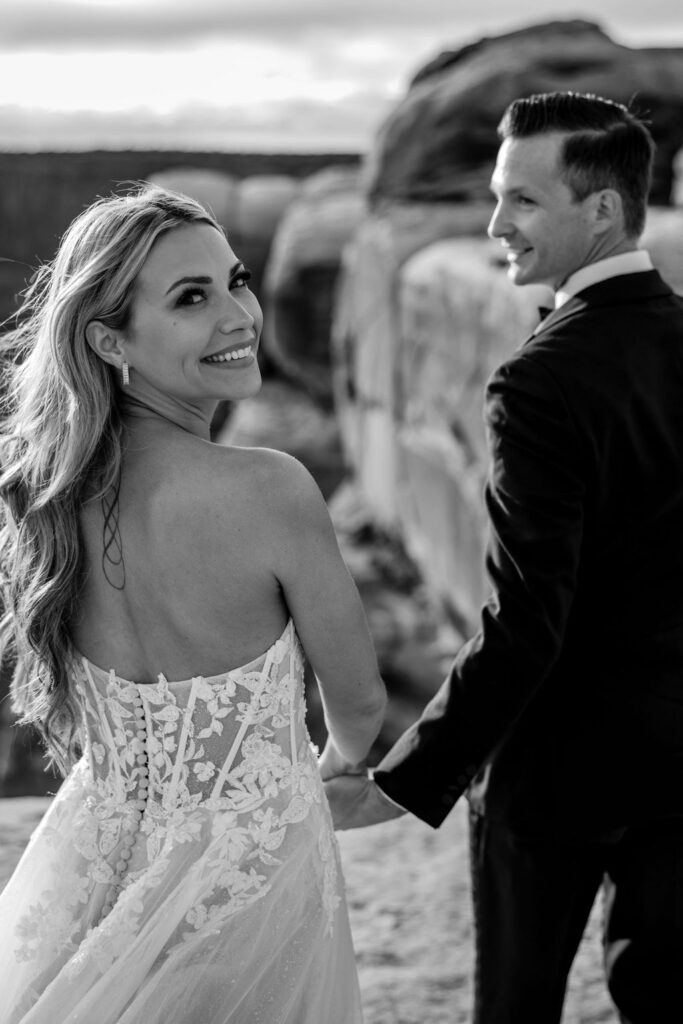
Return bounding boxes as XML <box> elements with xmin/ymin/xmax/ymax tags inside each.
<box><xmin>488</xmin><ymin>199</ymin><xmax>512</xmax><ymax>240</ymax></box>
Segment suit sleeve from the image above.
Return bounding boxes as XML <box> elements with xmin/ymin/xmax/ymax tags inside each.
<box><xmin>373</xmin><ymin>351</ymin><xmax>586</xmax><ymax>827</ymax></box>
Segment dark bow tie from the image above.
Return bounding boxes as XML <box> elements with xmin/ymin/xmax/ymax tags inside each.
<box><xmin>537</xmin><ymin>305</ymin><xmax>554</xmax><ymax>322</ymax></box>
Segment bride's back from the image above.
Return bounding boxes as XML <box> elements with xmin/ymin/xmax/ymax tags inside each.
<box><xmin>72</xmin><ymin>426</ymin><xmax>290</xmax><ymax>684</ymax></box>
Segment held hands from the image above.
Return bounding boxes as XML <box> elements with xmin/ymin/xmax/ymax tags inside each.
<box><xmin>324</xmin><ymin>773</ymin><xmax>406</xmax><ymax>830</ymax></box>
<box><xmin>317</xmin><ymin>737</ymin><xmax>367</xmax><ymax>783</ymax></box>
<box><xmin>319</xmin><ymin>738</ymin><xmax>406</xmax><ymax>831</ymax></box>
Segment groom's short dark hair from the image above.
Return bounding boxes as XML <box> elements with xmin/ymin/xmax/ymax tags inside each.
<box><xmin>497</xmin><ymin>91</ymin><xmax>655</xmax><ymax>238</ymax></box>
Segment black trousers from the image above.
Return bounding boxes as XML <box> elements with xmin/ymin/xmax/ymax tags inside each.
<box><xmin>468</xmin><ymin>809</ymin><xmax>683</xmax><ymax>1024</ymax></box>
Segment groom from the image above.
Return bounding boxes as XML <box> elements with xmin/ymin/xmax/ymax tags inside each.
<box><xmin>325</xmin><ymin>91</ymin><xmax>683</xmax><ymax>1023</ymax></box>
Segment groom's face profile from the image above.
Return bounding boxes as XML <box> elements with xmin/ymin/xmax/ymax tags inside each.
<box><xmin>488</xmin><ymin>131</ymin><xmax>600</xmax><ymax>292</ymax></box>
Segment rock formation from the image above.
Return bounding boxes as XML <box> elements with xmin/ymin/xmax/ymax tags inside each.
<box><xmin>262</xmin><ymin>166</ymin><xmax>366</xmax><ymax>407</ymax></box>
<box><xmin>364</xmin><ymin>20</ymin><xmax>683</xmax><ymax>207</ymax></box>
<box><xmin>642</xmin><ymin>207</ymin><xmax>683</xmax><ymax>293</ymax></box>
<box><xmin>148</xmin><ymin>167</ymin><xmax>240</xmax><ymax>226</ymax></box>
<box><xmin>333</xmin><ymin>224</ymin><xmax>552</xmax><ymax>628</ymax></box>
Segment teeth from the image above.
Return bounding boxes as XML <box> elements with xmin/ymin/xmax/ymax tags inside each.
<box><xmin>204</xmin><ymin>346</ymin><xmax>252</xmax><ymax>363</ymax></box>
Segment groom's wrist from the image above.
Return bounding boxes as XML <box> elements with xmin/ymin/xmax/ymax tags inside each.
<box><xmin>370</xmin><ymin>769</ymin><xmax>409</xmax><ymax>813</ymax></box>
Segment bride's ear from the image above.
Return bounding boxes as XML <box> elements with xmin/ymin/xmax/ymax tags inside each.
<box><xmin>85</xmin><ymin>320</ymin><xmax>126</xmax><ymax>372</ymax></box>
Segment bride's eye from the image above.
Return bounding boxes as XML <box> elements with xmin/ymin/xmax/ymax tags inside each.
<box><xmin>176</xmin><ymin>287</ymin><xmax>207</xmax><ymax>306</ymax></box>
<box><xmin>230</xmin><ymin>269</ymin><xmax>252</xmax><ymax>290</ymax></box>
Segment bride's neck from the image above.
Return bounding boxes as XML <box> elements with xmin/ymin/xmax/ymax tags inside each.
<box><xmin>120</xmin><ymin>383</ymin><xmax>218</xmax><ymax>442</ymax></box>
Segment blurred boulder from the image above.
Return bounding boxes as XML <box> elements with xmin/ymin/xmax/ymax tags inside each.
<box><xmin>147</xmin><ymin>167</ymin><xmax>240</xmax><ymax>227</ymax></box>
<box><xmin>642</xmin><ymin>207</ymin><xmax>683</xmax><ymax>293</ymax></box>
<box><xmin>333</xmin><ymin>217</ymin><xmax>551</xmax><ymax>629</ymax></box>
<box><xmin>235</xmin><ymin>175</ymin><xmax>301</xmax><ymax>242</ymax></box>
<box><xmin>0</xmin><ymin>656</ymin><xmax>55</xmax><ymax>797</ymax></box>
<box><xmin>394</xmin><ymin>238</ymin><xmax>550</xmax><ymax>625</ymax></box>
<box><xmin>326</xmin><ymin>480</ymin><xmax>462</xmax><ymax>756</ymax></box>
<box><xmin>364</xmin><ymin>19</ymin><xmax>683</xmax><ymax>207</ymax></box>
<box><xmin>232</xmin><ymin>174</ymin><xmax>300</xmax><ymax>289</ymax></box>
<box><xmin>262</xmin><ymin>166</ymin><xmax>366</xmax><ymax>408</ymax></box>
<box><xmin>397</xmin><ymin>237</ymin><xmax>549</xmax><ymax>462</ymax></box>
<box><xmin>674</xmin><ymin>148</ymin><xmax>683</xmax><ymax>206</ymax></box>
<box><xmin>331</xmin><ymin>204</ymin><xmax>494</xmax><ymax>529</ymax></box>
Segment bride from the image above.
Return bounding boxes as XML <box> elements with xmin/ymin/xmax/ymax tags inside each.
<box><xmin>0</xmin><ymin>183</ymin><xmax>386</xmax><ymax>1023</ymax></box>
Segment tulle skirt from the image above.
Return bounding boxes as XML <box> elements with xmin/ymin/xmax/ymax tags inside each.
<box><xmin>0</xmin><ymin>762</ymin><xmax>363</xmax><ymax>1023</ymax></box>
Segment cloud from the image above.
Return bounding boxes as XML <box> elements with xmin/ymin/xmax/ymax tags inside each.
<box><xmin>10</xmin><ymin>0</ymin><xmax>678</xmax><ymax>53</ymax></box>
<box><xmin>2</xmin><ymin>0</ymin><xmax>680</xmax><ymax>155</ymax></box>
<box><xmin>1</xmin><ymin>0</ymin><xmax>477</xmax><ymax>51</ymax></box>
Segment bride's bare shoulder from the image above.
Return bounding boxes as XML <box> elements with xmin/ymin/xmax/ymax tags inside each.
<box><xmin>176</xmin><ymin>442</ymin><xmax>322</xmax><ymax>527</ymax></box>
<box><xmin>209</xmin><ymin>443</ymin><xmax>317</xmax><ymax>493</ymax></box>
<box><xmin>172</xmin><ymin>445</ymin><xmax>323</xmax><ymax>575</ymax></box>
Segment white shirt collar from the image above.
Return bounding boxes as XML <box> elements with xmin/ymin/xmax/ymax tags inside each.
<box><xmin>555</xmin><ymin>250</ymin><xmax>654</xmax><ymax>308</ymax></box>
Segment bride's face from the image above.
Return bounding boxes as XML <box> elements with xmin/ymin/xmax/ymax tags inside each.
<box><xmin>121</xmin><ymin>222</ymin><xmax>263</xmax><ymax>404</ymax></box>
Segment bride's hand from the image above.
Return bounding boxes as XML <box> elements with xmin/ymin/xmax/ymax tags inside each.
<box><xmin>324</xmin><ymin>773</ymin><xmax>406</xmax><ymax>830</ymax></box>
<box><xmin>318</xmin><ymin>737</ymin><xmax>368</xmax><ymax>782</ymax></box>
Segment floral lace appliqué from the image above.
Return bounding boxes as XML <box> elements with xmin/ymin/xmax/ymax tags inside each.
<box><xmin>12</xmin><ymin>620</ymin><xmax>343</xmax><ymax>982</ymax></box>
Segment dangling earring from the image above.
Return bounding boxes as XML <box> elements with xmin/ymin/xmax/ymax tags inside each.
<box><xmin>121</xmin><ymin>361</ymin><xmax>130</xmax><ymax>387</ymax></box>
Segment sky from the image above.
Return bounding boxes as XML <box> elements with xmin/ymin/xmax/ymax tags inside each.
<box><xmin>1</xmin><ymin>0</ymin><xmax>682</xmax><ymax>153</ymax></box>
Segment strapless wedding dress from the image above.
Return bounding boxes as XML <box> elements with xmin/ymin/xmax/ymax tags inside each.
<box><xmin>0</xmin><ymin>619</ymin><xmax>362</xmax><ymax>1023</ymax></box>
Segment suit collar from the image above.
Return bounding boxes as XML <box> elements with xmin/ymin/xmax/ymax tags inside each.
<box><xmin>527</xmin><ymin>270</ymin><xmax>673</xmax><ymax>342</ymax></box>
<box><xmin>555</xmin><ymin>250</ymin><xmax>654</xmax><ymax>307</ymax></box>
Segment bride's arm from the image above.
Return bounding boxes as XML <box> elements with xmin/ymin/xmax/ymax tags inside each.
<box><xmin>267</xmin><ymin>453</ymin><xmax>387</xmax><ymax>770</ymax></box>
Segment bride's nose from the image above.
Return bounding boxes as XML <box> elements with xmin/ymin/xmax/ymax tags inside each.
<box><xmin>217</xmin><ymin>295</ymin><xmax>254</xmax><ymax>334</ymax></box>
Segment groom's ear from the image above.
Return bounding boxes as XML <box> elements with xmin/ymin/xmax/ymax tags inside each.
<box><xmin>591</xmin><ymin>189</ymin><xmax>623</xmax><ymax>235</ymax></box>
<box><xmin>85</xmin><ymin>320</ymin><xmax>126</xmax><ymax>371</ymax></box>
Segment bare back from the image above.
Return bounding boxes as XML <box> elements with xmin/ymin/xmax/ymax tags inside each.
<box><xmin>72</xmin><ymin>423</ymin><xmax>290</xmax><ymax>682</ymax></box>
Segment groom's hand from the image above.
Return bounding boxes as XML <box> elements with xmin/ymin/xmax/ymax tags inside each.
<box><xmin>324</xmin><ymin>773</ymin><xmax>406</xmax><ymax>830</ymax></box>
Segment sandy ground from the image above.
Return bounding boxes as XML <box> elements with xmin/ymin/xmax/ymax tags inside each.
<box><xmin>0</xmin><ymin>797</ymin><xmax>617</xmax><ymax>1023</ymax></box>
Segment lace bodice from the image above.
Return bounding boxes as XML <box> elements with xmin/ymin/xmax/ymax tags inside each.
<box><xmin>9</xmin><ymin>619</ymin><xmax>342</xmax><ymax>988</ymax></box>
<box><xmin>1</xmin><ymin>618</ymin><xmax>363</xmax><ymax>1023</ymax></box>
<box><xmin>74</xmin><ymin>618</ymin><xmax>314</xmax><ymax>814</ymax></box>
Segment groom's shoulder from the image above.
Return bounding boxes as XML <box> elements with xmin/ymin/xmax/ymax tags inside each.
<box><xmin>513</xmin><ymin>302</ymin><xmax>626</xmax><ymax>373</ymax></box>
<box><xmin>488</xmin><ymin>318</ymin><xmax>608</xmax><ymax>409</ymax></box>
<box><xmin>490</xmin><ymin>274</ymin><xmax>683</xmax><ymax>408</ymax></box>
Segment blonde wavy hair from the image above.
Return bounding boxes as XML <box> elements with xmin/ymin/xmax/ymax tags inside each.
<box><xmin>0</xmin><ymin>183</ymin><xmax>219</xmax><ymax>774</ymax></box>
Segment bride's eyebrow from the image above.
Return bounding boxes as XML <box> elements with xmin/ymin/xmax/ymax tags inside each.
<box><xmin>165</xmin><ymin>275</ymin><xmax>210</xmax><ymax>294</ymax></box>
<box><xmin>166</xmin><ymin>262</ymin><xmax>245</xmax><ymax>295</ymax></box>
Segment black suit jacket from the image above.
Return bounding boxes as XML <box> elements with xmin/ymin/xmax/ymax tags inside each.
<box><xmin>374</xmin><ymin>270</ymin><xmax>683</xmax><ymax>838</ymax></box>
